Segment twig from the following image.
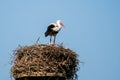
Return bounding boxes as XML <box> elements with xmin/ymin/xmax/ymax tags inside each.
<box><xmin>35</xmin><ymin>37</ymin><xmax>40</xmax><ymax>44</ymax></box>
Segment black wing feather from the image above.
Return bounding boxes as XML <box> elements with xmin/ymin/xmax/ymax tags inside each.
<box><xmin>45</xmin><ymin>24</ymin><xmax>55</xmax><ymax>37</ymax></box>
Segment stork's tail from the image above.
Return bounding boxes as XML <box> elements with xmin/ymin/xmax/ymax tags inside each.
<box><xmin>45</xmin><ymin>31</ymin><xmax>49</xmax><ymax>37</ymax></box>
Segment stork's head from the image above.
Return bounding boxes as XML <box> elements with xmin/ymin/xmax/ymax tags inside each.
<box><xmin>57</xmin><ymin>20</ymin><xmax>64</xmax><ymax>27</ymax></box>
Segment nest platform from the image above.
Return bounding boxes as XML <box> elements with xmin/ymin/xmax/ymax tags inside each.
<box><xmin>11</xmin><ymin>44</ymin><xmax>79</xmax><ymax>80</ymax></box>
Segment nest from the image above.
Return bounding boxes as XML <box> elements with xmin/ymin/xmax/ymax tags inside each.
<box><xmin>11</xmin><ymin>44</ymin><xmax>79</xmax><ymax>80</ymax></box>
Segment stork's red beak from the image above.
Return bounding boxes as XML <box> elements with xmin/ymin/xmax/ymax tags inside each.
<box><xmin>60</xmin><ymin>22</ymin><xmax>64</xmax><ymax>27</ymax></box>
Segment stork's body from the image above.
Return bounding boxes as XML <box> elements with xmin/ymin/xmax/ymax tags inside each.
<box><xmin>45</xmin><ymin>20</ymin><xmax>64</xmax><ymax>44</ymax></box>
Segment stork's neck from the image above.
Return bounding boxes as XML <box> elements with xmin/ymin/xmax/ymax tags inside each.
<box><xmin>57</xmin><ymin>21</ymin><xmax>62</xmax><ymax>28</ymax></box>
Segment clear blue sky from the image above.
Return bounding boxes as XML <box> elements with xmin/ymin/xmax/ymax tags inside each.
<box><xmin>0</xmin><ymin>0</ymin><xmax>120</xmax><ymax>80</ymax></box>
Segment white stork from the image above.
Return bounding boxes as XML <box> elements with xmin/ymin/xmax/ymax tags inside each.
<box><xmin>45</xmin><ymin>20</ymin><xmax>64</xmax><ymax>44</ymax></box>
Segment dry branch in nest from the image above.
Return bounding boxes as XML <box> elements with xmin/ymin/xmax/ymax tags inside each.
<box><xmin>11</xmin><ymin>44</ymin><xmax>79</xmax><ymax>80</ymax></box>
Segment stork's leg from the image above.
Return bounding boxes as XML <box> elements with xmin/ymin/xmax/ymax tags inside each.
<box><xmin>53</xmin><ymin>36</ymin><xmax>56</xmax><ymax>44</ymax></box>
<box><xmin>50</xmin><ymin>36</ymin><xmax>52</xmax><ymax>44</ymax></box>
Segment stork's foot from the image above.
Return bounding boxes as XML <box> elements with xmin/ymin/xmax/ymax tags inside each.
<box><xmin>49</xmin><ymin>42</ymin><xmax>53</xmax><ymax>45</ymax></box>
<box><xmin>49</xmin><ymin>42</ymin><xmax>56</xmax><ymax>46</ymax></box>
